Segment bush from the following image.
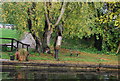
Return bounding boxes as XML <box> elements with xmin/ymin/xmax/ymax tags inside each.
<box><xmin>2</xmin><ymin>46</ymin><xmax>7</xmax><ymax>51</ymax></box>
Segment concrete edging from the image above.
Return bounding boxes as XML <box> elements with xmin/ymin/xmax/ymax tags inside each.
<box><xmin>0</xmin><ymin>61</ymin><xmax>119</xmax><ymax>71</ymax></box>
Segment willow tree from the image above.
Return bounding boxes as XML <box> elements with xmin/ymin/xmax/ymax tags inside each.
<box><xmin>1</xmin><ymin>2</ymin><xmax>102</xmax><ymax>52</ymax></box>
<box><xmin>43</xmin><ymin>1</ymin><xmax>67</xmax><ymax>59</ymax></box>
<box><xmin>2</xmin><ymin>1</ymin><xmax>119</xmax><ymax>57</ymax></box>
<box><xmin>1</xmin><ymin>2</ymin><xmax>67</xmax><ymax>59</ymax></box>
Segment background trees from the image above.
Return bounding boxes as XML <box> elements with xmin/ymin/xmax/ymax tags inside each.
<box><xmin>96</xmin><ymin>2</ymin><xmax>120</xmax><ymax>52</ymax></box>
<box><xmin>1</xmin><ymin>2</ymin><xmax>120</xmax><ymax>54</ymax></box>
<box><xmin>2</xmin><ymin>2</ymin><xmax>45</xmax><ymax>52</ymax></box>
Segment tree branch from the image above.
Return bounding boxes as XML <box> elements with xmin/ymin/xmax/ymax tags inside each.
<box><xmin>44</xmin><ymin>1</ymin><xmax>51</xmax><ymax>26</ymax></box>
<box><xmin>116</xmin><ymin>42</ymin><xmax>120</xmax><ymax>54</ymax></box>
<box><xmin>54</xmin><ymin>2</ymin><xmax>67</xmax><ymax>26</ymax></box>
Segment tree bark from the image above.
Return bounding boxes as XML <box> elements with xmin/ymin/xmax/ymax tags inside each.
<box><xmin>27</xmin><ymin>3</ymin><xmax>41</xmax><ymax>52</ymax></box>
<box><xmin>54</xmin><ymin>2</ymin><xmax>67</xmax><ymax>26</ymax></box>
<box><xmin>42</xmin><ymin>20</ymin><xmax>52</xmax><ymax>53</ymax></box>
<box><xmin>27</xmin><ymin>18</ymin><xmax>41</xmax><ymax>52</ymax></box>
<box><xmin>43</xmin><ymin>1</ymin><xmax>67</xmax><ymax>54</ymax></box>
<box><xmin>54</xmin><ymin>24</ymin><xmax>63</xmax><ymax>59</ymax></box>
<box><xmin>116</xmin><ymin>42</ymin><xmax>120</xmax><ymax>54</ymax></box>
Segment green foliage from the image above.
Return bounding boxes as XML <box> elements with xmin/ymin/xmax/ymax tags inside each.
<box><xmin>1</xmin><ymin>2</ymin><xmax>119</xmax><ymax>53</ymax></box>
<box><xmin>8</xmin><ymin>52</ymin><xmax>14</xmax><ymax>56</ymax></box>
<box><xmin>2</xmin><ymin>2</ymin><xmax>45</xmax><ymax>38</ymax></box>
<box><xmin>63</xmin><ymin>2</ymin><xmax>103</xmax><ymax>38</ymax></box>
<box><xmin>2</xmin><ymin>46</ymin><xmax>7</xmax><ymax>51</ymax></box>
<box><xmin>61</xmin><ymin>37</ymin><xmax>118</xmax><ymax>55</ymax></box>
<box><xmin>96</xmin><ymin>2</ymin><xmax>120</xmax><ymax>52</ymax></box>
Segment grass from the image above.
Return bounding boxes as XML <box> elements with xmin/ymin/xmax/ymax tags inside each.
<box><xmin>1</xmin><ymin>49</ymin><xmax>118</xmax><ymax>65</ymax></box>
<box><xmin>1</xmin><ymin>36</ymin><xmax>118</xmax><ymax>65</ymax></box>
<box><xmin>61</xmin><ymin>38</ymin><xmax>118</xmax><ymax>55</ymax></box>
<box><xmin>59</xmin><ymin>49</ymin><xmax>118</xmax><ymax>64</ymax></box>
<box><xmin>1</xmin><ymin>52</ymin><xmax>10</xmax><ymax>59</ymax></box>
<box><xmin>29</xmin><ymin>56</ymin><xmax>54</xmax><ymax>60</ymax></box>
<box><xmin>0</xmin><ymin>29</ymin><xmax>118</xmax><ymax>65</ymax></box>
<box><xmin>59</xmin><ymin>55</ymin><xmax>107</xmax><ymax>62</ymax></box>
<box><xmin>0</xmin><ymin>28</ymin><xmax>21</xmax><ymax>44</ymax></box>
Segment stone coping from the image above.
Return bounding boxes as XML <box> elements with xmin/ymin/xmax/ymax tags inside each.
<box><xmin>0</xmin><ymin>60</ymin><xmax>119</xmax><ymax>70</ymax></box>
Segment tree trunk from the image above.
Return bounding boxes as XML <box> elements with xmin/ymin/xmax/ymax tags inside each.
<box><xmin>54</xmin><ymin>36</ymin><xmax>62</xmax><ymax>60</ymax></box>
<box><xmin>42</xmin><ymin>30</ymin><xmax>52</xmax><ymax>53</ymax></box>
<box><xmin>94</xmin><ymin>34</ymin><xmax>103</xmax><ymax>51</ymax></box>
<box><xmin>116</xmin><ymin>42</ymin><xmax>120</xmax><ymax>54</ymax></box>
<box><xmin>32</xmin><ymin>33</ymin><xmax>41</xmax><ymax>53</ymax></box>
<box><xmin>43</xmin><ymin>2</ymin><xmax>67</xmax><ymax>54</ymax></box>
<box><xmin>42</xmin><ymin>20</ymin><xmax>52</xmax><ymax>53</ymax></box>
<box><xmin>27</xmin><ymin>3</ymin><xmax>42</xmax><ymax>53</ymax></box>
<box><xmin>54</xmin><ymin>24</ymin><xmax>63</xmax><ymax>59</ymax></box>
<box><xmin>27</xmin><ymin>17</ymin><xmax>41</xmax><ymax>52</ymax></box>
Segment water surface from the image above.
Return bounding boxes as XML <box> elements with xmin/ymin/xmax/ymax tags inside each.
<box><xmin>1</xmin><ymin>67</ymin><xmax>119</xmax><ymax>81</ymax></box>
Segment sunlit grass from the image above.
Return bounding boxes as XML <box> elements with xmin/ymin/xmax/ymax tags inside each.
<box><xmin>59</xmin><ymin>53</ymin><xmax>108</xmax><ymax>63</ymax></box>
<box><xmin>0</xmin><ymin>28</ymin><xmax>21</xmax><ymax>44</ymax></box>
<box><xmin>1</xmin><ymin>52</ymin><xmax>10</xmax><ymax>59</ymax></box>
<box><xmin>1</xmin><ymin>51</ymin><xmax>118</xmax><ymax>65</ymax></box>
<box><xmin>29</xmin><ymin>56</ymin><xmax>54</xmax><ymax>60</ymax></box>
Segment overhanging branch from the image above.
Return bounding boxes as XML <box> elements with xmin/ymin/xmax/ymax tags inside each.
<box><xmin>54</xmin><ymin>2</ymin><xmax>67</xmax><ymax>26</ymax></box>
<box><xmin>44</xmin><ymin>1</ymin><xmax>51</xmax><ymax>26</ymax></box>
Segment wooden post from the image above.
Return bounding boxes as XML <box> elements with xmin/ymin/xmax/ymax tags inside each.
<box><xmin>22</xmin><ymin>44</ymin><xmax>24</xmax><ymax>48</ymax></box>
<box><xmin>11</xmin><ymin>39</ymin><xmax>14</xmax><ymax>51</ymax></box>
<box><xmin>27</xmin><ymin>45</ymin><xmax>29</xmax><ymax>51</ymax></box>
<box><xmin>17</xmin><ymin>41</ymin><xmax>19</xmax><ymax>50</ymax></box>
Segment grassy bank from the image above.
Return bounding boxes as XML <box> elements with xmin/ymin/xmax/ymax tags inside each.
<box><xmin>1</xmin><ymin>48</ymin><xmax>118</xmax><ymax>65</ymax></box>
<box><xmin>0</xmin><ymin>28</ymin><xmax>119</xmax><ymax>65</ymax></box>
<box><xmin>0</xmin><ymin>28</ymin><xmax>21</xmax><ymax>44</ymax></box>
<box><xmin>61</xmin><ymin>38</ymin><xmax>118</xmax><ymax>55</ymax></box>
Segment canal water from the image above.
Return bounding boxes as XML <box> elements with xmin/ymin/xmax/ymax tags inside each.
<box><xmin>1</xmin><ymin>67</ymin><xmax>119</xmax><ymax>81</ymax></box>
